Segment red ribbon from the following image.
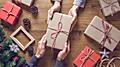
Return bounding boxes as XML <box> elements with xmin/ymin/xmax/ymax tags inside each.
<box><xmin>1</xmin><ymin>4</ymin><xmax>17</xmax><ymax>21</ymax></box>
<box><xmin>48</xmin><ymin>15</ymin><xmax>69</xmax><ymax>48</ymax></box>
<box><xmin>79</xmin><ymin>48</ymin><xmax>96</xmax><ymax>67</ymax></box>
<box><xmin>100</xmin><ymin>20</ymin><xmax>111</xmax><ymax>46</ymax></box>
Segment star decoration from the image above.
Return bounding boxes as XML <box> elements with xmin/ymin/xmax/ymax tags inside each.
<box><xmin>99</xmin><ymin>48</ymin><xmax>110</xmax><ymax>59</ymax></box>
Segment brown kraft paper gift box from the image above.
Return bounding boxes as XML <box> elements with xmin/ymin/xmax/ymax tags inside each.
<box><xmin>46</xmin><ymin>13</ymin><xmax>73</xmax><ymax>50</ymax></box>
<box><xmin>84</xmin><ymin>16</ymin><xmax>120</xmax><ymax>51</ymax></box>
<box><xmin>99</xmin><ymin>0</ymin><xmax>120</xmax><ymax>16</ymax></box>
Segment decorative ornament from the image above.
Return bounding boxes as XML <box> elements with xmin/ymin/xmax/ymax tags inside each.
<box><xmin>23</xmin><ymin>18</ymin><xmax>31</xmax><ymax>32</ymax></box>
<box><xmin>9</xmin><ymin>43</ymin><xmax>20</xmax><ymax>53</ymax></box>
<box><xmin>99</xmin><ymin>48</ymin><xmax>110</xmax><ymax>59</ymax></box>
<box><xmin>29</xmin><ymin>6</ymin><xmax>38</xmax><ymax>15</ymax></box>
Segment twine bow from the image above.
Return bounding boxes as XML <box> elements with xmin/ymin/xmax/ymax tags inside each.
<box><xmin>48</xmin><ymin>15</ymin><xmax>69</xmax><ymax>48</ymax></box>
<box><xmin>100</xmin><ymin>21</ymin><xmax>111</xmax><ymax>47</ymax></box>
<box><xmin>79</xmin><ymin>48</ymin><xmax>96</xmax><ymax>67</ymax></box>
<box><xmin>101</xmin><ymin>0</ymin><xmax>119</xmax><ymax>16</ymax></box>
<box><xmin>1</xmin><ymin>5</ymin><xmax>17</xmax><ymax>21</ymax></box>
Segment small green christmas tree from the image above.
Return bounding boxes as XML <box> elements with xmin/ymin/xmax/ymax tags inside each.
<box><xmin>0</xmin><ymin>23</ymin><xmax>5</xmax><ymax>43</ymax></box>
<box><xmin>0</xmin><ymin>24</ymin><xmax>26</xmax><ymax>67</ymax></box>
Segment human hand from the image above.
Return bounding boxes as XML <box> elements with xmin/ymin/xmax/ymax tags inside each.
<box><xmin>68</xmin><ymin>5</ymin><xmax>79</xmax><ymax>23</ymax></box>
<box><xmin>68</xmin><ymin>5</ymin><xmax>79</xmax><ymax>31</ymax></box>
<box><xmin>35</xmin><ymin>34</ymin><xmax>47</xmax><ymax>58</ymax></box>
<box><xmin>47</xmin><ymin>1</ymin><xmax>61</xmax><ymax>24</ymax></box>
<box><xmin>57</xmin><ymin>42</ymin><xmax>70</xmax><ymax>61</ymax></box>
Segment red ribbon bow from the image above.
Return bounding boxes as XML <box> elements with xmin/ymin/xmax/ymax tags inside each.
<box><xmin>100</xmin><ymin>20</ymin><xmax>111</xmax><ymax>46</ymax></box>
<box><xmin>80</xmin><ymin>48</ymin><xmax>96</xmax><ymax>67</ymax></box>
<box><xmin>48</xmin><ymin>15</ymin><xmax>69</xmax><ymax>48</ymax></box>
<box><xmin>1</xmin><ymin>5</ymin><xmax>17</xmax><ymax>21</ymax></box>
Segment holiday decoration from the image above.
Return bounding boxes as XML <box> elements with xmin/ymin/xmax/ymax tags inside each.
<box><xmin>46</xmin><ymin>13</ymin><xmax>73</xmax><ymax>50</ymax></box>
<box><xmin>0</xmin><ymin>25</ymin><xmax>25</xmax><ymax>66</ymax></box>
<box><xmin>73</xmin><ymin>46</ymin><xmax>101</xmax><ymax>67</ymax></box>
<box><xmin>0</xmin><ymin>38</ymin><xmax>25</xmax><ymax>67</ymax></box>
<box><xmin>99</xmin><ymin>0</ymin><xmax>120</xmax><ymax>16</ymax></box>
<box><xmin>29</xmin><ymin>6</ymin><xmax>38</xmax><ymax>15</ymax></box>
<box><xmin>9</xmin><ymin>43</ymin><xmax>20</xmax><ymax>53</ymax></box>
<box><xmin>0</xmin><ymin>1</ymin><xmax>22</xmax><ymax>25</ymax></box>
<box><xmin>84</xmin><ymin>16</ymin><xmax>120</xmax><ymax>51</ymax></box>
<box><xmin>0</xmin><ymin>23</ymin><xmax>5</xmax><ymax>43</ymax></box>
<box><xmin>10</xmin><ymin>26</ymin><xmax>35</xmax><ymax>50</ymax></box>
<box><xmin>23</xmin><ymin>18</ymin><xmax>31</xmax><ymax>32</ymax></box>
<box><xmin>99</xmin><ymin>48</ymin><xmax>110</xmax><ymax>59</ymax></box>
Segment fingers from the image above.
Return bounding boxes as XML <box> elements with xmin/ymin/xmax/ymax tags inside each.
<box><xmin>68</xmin><ymin>10</ymin><xmax>72</xmax><ymax>16</ymax></box>
<box><xmin>61</xmin><ymin>42</ymin><xmax>68</xmax><ymax>53</ymax></box>
<box><xmin>67</xmin><ymin>41</ymin><xmax>70</xmax><ymax>53</ymax></box>
<box><xmin>61</xmin><ymin>42</ymin><xmax>70</xmax><ymax>54</ymax></box>
<box><xmin>38</xmin><ymin>34</ymin><xmax>47</xmax><ymax>44</ymax></box>
<box><xmin>47</xmin><ymin>8</ymin><xmax>54</xmax><ymax>24</ymax></box>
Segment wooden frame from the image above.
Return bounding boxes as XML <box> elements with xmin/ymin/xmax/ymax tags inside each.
<box><xmin>10</xmin><ymin>26</ymin><xmax>35</xmax><ymax>50</ymax></box>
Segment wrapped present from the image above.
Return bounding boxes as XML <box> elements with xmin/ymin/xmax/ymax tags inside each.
<box><xmin>99</xmin><ymin>0</ymin><xmax>120</xmax><ymax>16</ymax></box>
<box><xmin>0</xmin><ymin>1</ymin><xmax>22</xmax><ymax>25</ymax></box>
<box><xmin>46</xmin><ymin>13</ymin><xmax>73</xmax><ymax>50</ymax></box>
<box><xmin>17</xmin><ymin>0</ymin><xmax>34</xmax><ymax>7</ymax></box>
<box><xmin>84</xmin><ymin>16</ymin><xmax>120</xmax><ymax>51</ymax></box>
<box><xmin>73</xmin><ymin>46</ymin><xmax>100</xmax><ymax>67</ymax></box>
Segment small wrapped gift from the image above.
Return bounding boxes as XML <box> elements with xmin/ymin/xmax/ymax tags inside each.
<box><xmin>46</xmin><ymin>13</ymin><xmax>73</xmax><ymax>50</ymax></box>
<box><xmin>99</xmin><ymin>0</ymin><xmax>120</xmax><ymax>16</ymax></box>
<box><xmin>84</xmin><ymin>16</ymin><xmax>120</xmax><ymax>51</ymax></box>
<box><xmin>0</xmin><ymin>1</ymin><xmax>22</xmax><ymax>25</ymax></box>
<box><xmin>17</xmin><ymin>0</ymin><xmax>34</xmax><ymax>7</ymax></box>
<box><xmin>73</xmin><ymin>46</ymin><xmax>100</xmax><ymax>67</ymax></box>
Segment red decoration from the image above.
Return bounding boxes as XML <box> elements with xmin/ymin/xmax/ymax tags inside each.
<box><xmin>0</xmin><ymin>1</ymin><xmax>22</xmax><ymax>25</ymax></box>
<box><xmin>73</xmin><ymin>46</ymin><xmax>100</xmax><ymax>67</ymax></box>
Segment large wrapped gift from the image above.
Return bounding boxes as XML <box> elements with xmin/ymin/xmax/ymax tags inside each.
<box><xmin>46</xmin><ymin>13</ymin><xmax>73</xmax><ymax>50</ymax></box>
<box><xmin>99</xmin><ymin>0</ymin><xmax>120</xmax><ymax>16</ymax></box>
<box><xmin>0</xmin><ymin>1</ymin><xmax>22</xmax><ymax>25</ymax></box>
<box><xmin>73</xmin><ymin>46</ymin><xmax>100</xmax><ymax>67</ymax></box>
<box><xmin>84</xmin><ymin>16</ymin><xmax>120</xmax><ymax>51</ymax></box>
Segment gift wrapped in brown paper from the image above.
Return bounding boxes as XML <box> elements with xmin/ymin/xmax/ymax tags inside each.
<box><xmin>46</xmin><ymin>13</ymin><xmax>73</xmax><ymax>50</ymax></box>
<box><xmin>84</xmin><ymin>16</ymin><xmax>120</xmax><ymax>51</ymax></box>
<box><xmin>99</xmin><ymin>0</ymin><xmax>120</xmax><ymax>16</ymax></box>
<box><xmin>17</xmin><ymin>0</ymin><xmax>34</xmax><ymax>7</ymax></box>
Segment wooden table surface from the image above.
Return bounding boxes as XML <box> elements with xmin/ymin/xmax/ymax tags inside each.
<box><xmin>1</xmin><ymin>0</ymin><xmax>120</xmax><ymax>67</ymax></box>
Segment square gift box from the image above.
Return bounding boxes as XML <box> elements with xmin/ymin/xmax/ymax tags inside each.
<box><xmin>99</xmin><ymin>0</ymin><xmax>120</xmax><ymax>16</ymax></box>
<box><xmin>0</xmin><ymin>1</ymin><xmax>22</xmax><ymax>25</ymax></box>
<box><xmin>46</xmin><ymin>13</ymin><xmax>73</xmax><ymax>50</ymax></box>
<box><xmin>84</xmin><ymin>16</ymin><xmax>120</xmax><ymax>51</ymax></box>
<box><xmin>73</xmin><ymin>46</ymin><xmax>100</xmax><ymax>67</ymax></box>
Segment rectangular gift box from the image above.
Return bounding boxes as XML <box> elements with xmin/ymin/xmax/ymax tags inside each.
<box><xmin>19</xmin><ymin>0</ymin><xmax>34</xmax><ymax>7</ymax></box>
<box><xmin>84</xmin><ymin>16</ymin><xmax>120</xmax><ymax>51</ymax></box>
<box><xmin>46</xmin><ymin>13</ymin><xmax>73</xmax><ymax>50</ymax></box>
<box><xmin>0</xmin><ymin>1</ymin><xmax>22</xmax><ymax>25</ymax></box>
<box><xmin>99</xmin><ymin>0</ymin><xmax>120</xmax><ymax>16</ymax></box>
<box><xmin>73</xmin><ymin>46</ymin><xmax>100</xmax><ymax>67</ymax></box>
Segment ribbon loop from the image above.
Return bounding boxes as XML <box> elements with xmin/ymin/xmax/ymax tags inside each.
<box><xmin>48</xmin><ymin>15</ymin><xmax>69</xmax><ymax>48</ymax></box>
<box><xmin>100</xmin><ymin>21</ymin><xmax>111</xmax><ymax>46</ymax></box>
